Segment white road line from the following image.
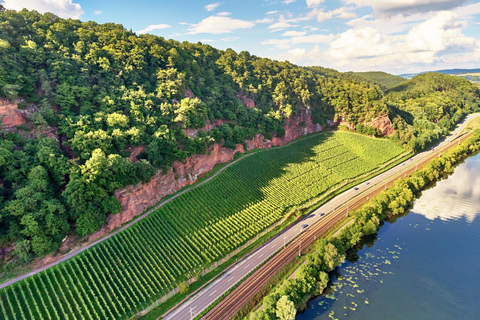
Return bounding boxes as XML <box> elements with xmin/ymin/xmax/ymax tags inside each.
<box><xmin>228</xmin><ymin>276</ymin><xmax>234</xmax><ymax>282</ymax></box>
<box><xmin>259</xmin><ymin>254</ymin><xmax>264</xmax><ymax>258</ymax></box>
<box><xmin>209</xmin><ymin>290</ymin><xmax>217</xmax><ymax>297</ymax></box>
<box><xmin>271</xmin><ymin>244</ymin><xmax>276</xmax><ymax>248</ymax></box>
<box><xmin>244</xmin><ymin>264</ymin><xmax>250</xmax><ymax>269</ymax></box>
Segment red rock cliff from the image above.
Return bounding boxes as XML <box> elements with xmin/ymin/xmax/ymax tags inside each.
<box><xmin>0</xmin><ymin>99</ymin><xmax>26</xmax><ymax>128</ymax></box>
<box><xmin>364</xmin><ymin>114</ymin><xmax>394</xmax><ymax>136</ymax></box>
<box><xmin>108</xmin><ymin>107</ymin><xmax>325</xmax><ymax>233</ymax></box>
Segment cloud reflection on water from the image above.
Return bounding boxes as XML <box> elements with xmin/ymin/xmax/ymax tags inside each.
<box><xmin>411</xmin><ymin>157</ymin><xmax>480</xmax><ymax>223</ymax></box>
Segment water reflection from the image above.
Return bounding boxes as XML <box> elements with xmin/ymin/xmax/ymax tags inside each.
<box><xmin>412</xmin><ymin>157</ymin><xmax>480</xmax><ymax>222</ymax></box>
<box><xmin>297</xmin><ymin>152</ymin><xmax>480</xmax><ymax>320</ymax></box>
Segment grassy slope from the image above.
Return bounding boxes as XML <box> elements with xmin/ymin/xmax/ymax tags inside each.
<box><xmin>0</xmin><ymin>132</ymin><xmax>405</xmax><ymax>320</ymax></box>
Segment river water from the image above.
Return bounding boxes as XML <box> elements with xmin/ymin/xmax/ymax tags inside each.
<box><xmin>297</xmin><ymin>152</ymin><xmax>480</xmax><ymax>320</ymax></box>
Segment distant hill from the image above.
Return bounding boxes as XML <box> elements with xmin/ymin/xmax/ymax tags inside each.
<box><xmin>400</xmin><ymin>68</ymin><xmax>480</xmax><ymax>79</ymax></box>
<box><xmin>349</xmin><ymin>71</ymin><xmax>406</xmax><ymax>91</ymax></box>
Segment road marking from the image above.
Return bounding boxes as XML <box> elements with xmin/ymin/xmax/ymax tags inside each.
<box><xmin>271</xmin><ymin>244</ymin><xmax>276</xmax><ymax>248</ymax></box>
<box><xmin>228</xmin><ymin>276</ymin><xmax>234</xmax><ymax>282</ymax></box>
<box><xmin>244</xmin><ymin>264</ymin><xmax>250</xmax><ymax>269</ymax></box>
<box><xmin>209</xmin><ymin>290</ymin><xmax>217</xmax><ymax>297</ymax></box>
<box><xmin>259</xmin><ymin>253</ymin><xmax>264</xmax><ymax>258</ymax></box>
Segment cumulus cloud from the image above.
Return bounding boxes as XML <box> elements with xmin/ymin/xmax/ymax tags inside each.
<box><xmin>261</xmin><ymin>38</ymin><xmax>292</xmax><ymax>49</ymax></box>
<box><xmin>262</xmin><ymin>33</ymin><xmax>334</xmax><ymax>49</ymax></box>
<box><xmin>282</xmin><ymin>30</ymin><xmax>307</xmax><ymax>36</ymax></box>
<box><xmin>94</xmin><ymin>10</ymin><xmax>101</xmax><ymax>15</ymax></box>
<box><xmin>187</xmin><ymin>15</ymin><xmax>254</xmax><ymax>34</ymax></box>
<box><xmin>204</xmin><ymin>2</ymin><xmax>221</xmax><ymax>12</ymax></box>
<box><xmin>283</xmin><ymin>0</ymin><xmax>297</xmax><ymax>4</ymax></box>
<box><xmin>136</xmin><ymin>24</ymin><xmax>171</xmax><ymax>35</ymax></box>
<box><xmin>2</xmin><ymin>0</ymin><xmax>84</xmax><ymax>19</ymax></box>
<box><xmin>221</xmin><ymin>36</ymin><xmax>239</xmax><ymax>42</ymax></box>
<box><xmin>306</xmin><ymin>0</ymin><xmax>323</xmax><ymax>7</ymax></box>
<box><xmin>266</xmin><ymin>10</ymin><xmax>278</xmax><ymax>14</ymax></box>
<box><xmin>281</xmin><ymin>11</ymin><xmax>480</xmax><ymax>72</ymax></box>
<box><xmin>316</xmin><ymin>6</ymin><xmax>357</xmax><ymax>22</ymax></box>
<box><xmin>344</xmin><ymin>0</ymin><xmax>469</xmax><ymax>17</ymax></box>
<box><xmin>268</xmin><ymin>13</ymin><xmax>314</xmax><ymax>30</ymax></box>
<box><xmin>256</xmin><ymin>17</ymin><xmax>274</xmax><ymax>24</ymax></box>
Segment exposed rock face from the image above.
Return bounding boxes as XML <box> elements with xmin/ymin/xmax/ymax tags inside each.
<box><xmin>111</xmin><ymin>143</ymin><xmax>244</xmax><ymax>231</ymax></box>
<box><xmin>237</xmin><ymin>94</ymin><xmax>255</xmax><ymax>108</ymax></box>
<box><xmin>0</xmin><ymin>99</ymin><xmax>26</xmax><ymax>128</ymax></box>
<box><xmin>129</xmin><ymin>146</ymin><xmax>144</xmax><ymax>163</ymax></box>
<box><xmin>184</xmin><ymin>88</ymin><xmax>194</xmax><ymax>99</ymax></box>
<box><xmin>183</xmin><ymin>119</ymin><xmax>225</xmax><ymax>138</ymax></box>
<box><xmin>108</xmin><ymin>106</ymin><xmax>326</xmax><ymax>233</ymax></box>
<box><xmin>338</xmin><ymin>114</ymin><xmax>394</xmax><ymax>136</ymax></box>
<box><xmin>364</xmin><ymin>114</ymin><xmax>394</xmax><ymax>136</ymax></box>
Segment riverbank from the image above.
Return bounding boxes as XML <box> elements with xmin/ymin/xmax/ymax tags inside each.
<box><xmin>246</xmin><ymin>129</ymin><xmax>480</xmax><ymax>320</ymax></box>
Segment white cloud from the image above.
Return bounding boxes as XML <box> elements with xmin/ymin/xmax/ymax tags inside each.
<box><xmin>256</xmin><ymin>17</ymin><xmax>274</xmax><ymax>24</ymax></box>
<box><xmin>221</xmin><ymin>36</ymin><xmax>239</xmax><ymax>41</ymax></box>
<box><xmin>268</xmin><ymin>16</ymin><xmax>299</xmax><ymax>29</ymax></box>
<box><xmin>261</xmin><ymin>38</ymin><xmax>292</xmax><ymax>49</ymax></box>
<box><xmin>266</xmin><ymin>10</ymin><xmax>278</xmax><ymax>14</ymax></box>
<box><xmin>316</xmin><ymin>6</ymin><xmax>357</xmax><ymax>22</ymax></box>
<box><xmin>262</xmin><ymin>33</ymin><xmax>334</xmax><ymax>49</ymax></box>
<box><xmin>204</xmin><ymin>2</ymin><xmax>221</xmax><ymax>12</ymax></box>
<box><xmin>306</xmin><ymin>0</ymin><xmax>323</xmax><ymax>7</ymax></box>
<box><xmin>94</xmin><ymin>10</ymin><xmax>101</xmax><ymax>15</ymax></box>
<box><xmin>136</xmin><ymin>24</ymin><xmax>171</xmax><ymax>35</ymax></box>
<box><xmin>284</xmin><ymin>11</ymin><xmax>480</xmax><ymax>72</ymax></box>
<box><xmin>283</xmin><ymin>0</ymin><xmax>296</xmax><ymax>4</ymax></box>
<box><xmin>317</xmin><ymin>11</ymin><xmax>333</xmax><ymax>22</ymax></box>
<box><xmin>187</xmin><ymin>16</ymin><xmax>254</xmax><ymax>34</ymax></box>
<box><xmin>344</xmin><ymin>0</ymin><xmax>469</xmax><ymax>17</ymax></box>
<box><xmin>2</xmin><ymin>0</ymin><xmax>84</xmax><ymax>19</ymax></box>
<box><xmin>291</xmin><ymin>33</ymin><xmax>334</xmax><ymax>44</ymax></box>
<box><xmin>268</xmin><ymin>13</ymin><xmax>314</xmax><ymax>30</ymax></box>
<box><xmin>217</xmin><ymin>12</ymin><xmax>231</xmax><ymax>16</ymax></box>
<box><xmin>282</xmin><ymin>30</ymin><xmax>306</xmax><ymax>36</ymax></box>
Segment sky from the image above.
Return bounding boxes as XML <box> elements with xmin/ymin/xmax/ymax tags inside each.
<box><xmin>3</xmin><ymin>0</ymin><xmax>480</xmax><ymax>74</ymax></box>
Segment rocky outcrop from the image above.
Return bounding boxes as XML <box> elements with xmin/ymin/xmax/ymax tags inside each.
<box><xmin>364</xmin><ymin>114</ymin><xmax>394</xmax><ymax>136</ymax></box>
<box><xmin>111</xmin><ymin>142</ymin><xmax>244</xmax><ymax>231</ymax></box>
<box><xmin>129</xmin><ymin>146</ymin><xmax>144</xmax><ymax>163</ymax></box>
<box><xmin>183</xmin><ymin>119</ymin><xmax>225</xmax><ymax>138</ymax></box>
<box><xmin>237</xmin><ymin>94</ymin><xmax>255</xmax><ymax>108</ymax></box>
<box><xmin>108</xmin><ymin>106</ymin><xmax>326</xmax><ymax>233</ymax></box>
<box><xmin>0</xmin><ymin>99</ymin><xmax>26</xmax><ymax>128</ymax></box>
<box><xmin>338</xmin><ymin>114</ymin><xmax>394</xmax><ymax>136</ymax></box>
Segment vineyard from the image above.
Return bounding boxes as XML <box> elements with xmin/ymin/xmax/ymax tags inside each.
<box><xmin>0</xmin><ymin>131</ymin><xmax>406</xmax><ymax>319</ymax></box>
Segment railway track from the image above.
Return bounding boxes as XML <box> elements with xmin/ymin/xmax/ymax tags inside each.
<box><xmin>203</xmin><ymin>130</ymin><xmax>474</xmax><ymax>320</ymax></box>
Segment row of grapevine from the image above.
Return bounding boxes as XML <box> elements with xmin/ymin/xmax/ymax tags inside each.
<box><xmin>0</xmin><ymin>131</ymin><xmax>405</xmax><ymax>319</ymax></box>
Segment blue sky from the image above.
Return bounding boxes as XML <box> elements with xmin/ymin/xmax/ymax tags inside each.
<box><xmin>4</xmin><ymin>0</ymin><xmax>480</xmax><ymax>74</ymax></box>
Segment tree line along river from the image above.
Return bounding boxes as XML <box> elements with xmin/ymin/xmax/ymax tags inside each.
<box><xmin>297</xmin><ymin>150</ymin><xmax>480</xmax><ymax>320</ymax></box>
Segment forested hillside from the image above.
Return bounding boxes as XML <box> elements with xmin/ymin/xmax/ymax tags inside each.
<box><xmin>386</xmin><ymin>73</ymin><xmax>480</xmax><ymax>151</ymax></box>
<box><xmin>0</xmin><ymin>7</ymin><xmax>478</xmax><ymax>261</ymax></box>
<box><xmin>350</xmin><ymin>71</ymin><xmax>405</xmax><ymax>91</ymax></box>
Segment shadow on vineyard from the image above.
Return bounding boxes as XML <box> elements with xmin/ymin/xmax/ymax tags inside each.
<box><xmin>0</xmin><ymin>131</ymin><xmax>405</xmax><ymax>320</ymax></box>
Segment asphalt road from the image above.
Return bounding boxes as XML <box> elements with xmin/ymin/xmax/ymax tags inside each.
<box><xmin>164</xmin><ymin>113</ymin><xmax>480</xmax><ymax>320</ymax></box>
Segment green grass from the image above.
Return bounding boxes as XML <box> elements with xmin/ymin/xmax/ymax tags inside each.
<box><xmin>0</xmin><ymin>131</ymin><xmax>405</xmax><ymax>320</ymax></box>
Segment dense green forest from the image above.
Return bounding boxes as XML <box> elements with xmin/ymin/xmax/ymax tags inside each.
<box><xmin>0</xmin><ymin>7</ymin><xmax>478</xmax><ymax>260</ymax></box>
<box><xmin>350</xmin><ymin>71</ymin><xmax>405</xmax><ymax>91</ymax></box>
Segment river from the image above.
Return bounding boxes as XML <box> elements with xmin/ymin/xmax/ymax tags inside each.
<box><xmin>296</xmin><ymin>151</ymin><xmax>480</xmax><ymax>320</ymax></box>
